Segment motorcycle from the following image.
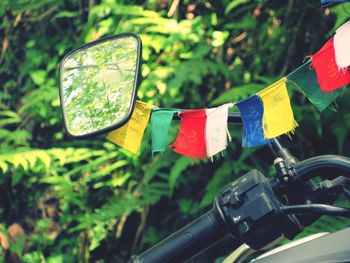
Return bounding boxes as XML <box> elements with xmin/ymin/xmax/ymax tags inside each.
<box><xmin>59</xmin><ymin>33</ymin><xmax>350</xmax><ymax>263</ymax></box>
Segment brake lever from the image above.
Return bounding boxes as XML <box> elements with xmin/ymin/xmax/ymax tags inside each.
<box><xmin>279</xmin><ymin>176</ymin><xmax>350</xmax><ymax>227</ymax></box>
<box><xmin>318</xmin><ymin>176</ymin><xmax>350</xmax><ymax>200</ymax></box>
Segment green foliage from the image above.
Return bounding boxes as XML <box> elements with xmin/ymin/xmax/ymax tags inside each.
<box><xmin>1</xmin><ymin>0</ymin><xmax>350</xmax><ymax>262</ymax></box>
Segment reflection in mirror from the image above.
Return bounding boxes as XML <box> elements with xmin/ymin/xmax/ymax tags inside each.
<box><xmin>60</xmin><ymin>34</ymin><xmax>140</xmax><ymax>137</ymax></box>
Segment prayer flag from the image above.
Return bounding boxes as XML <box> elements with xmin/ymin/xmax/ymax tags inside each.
<box><xmin>107</xmin><ymin>100</ymin><xmax>152</xmax><ymax>153</ymax></box>
<box><xmin>311</xmin><ymin>37</ymin><xmax>350</xmax><ymax>92</ymax></box>
<box><xmin>321</xmin><ymin>0</ymin><xmax>350</xmax><ymax>4</ymax></box>
<box><xmin>258</xmin><ymin>78</ymin><xmax>298</xmax><ymax>139</ymax></box>
<box><xmin>205</xmin><ymin>104</ymin><xmax>233</xmax><ymax>157</ymax></box>
<box><xmin>170</xmin><ymin>109</ymin><xmax>207</xmax><ymax>159</ymax></box>
<box><xmin>236</xmin><ymin>95</ymin><xmax>269</xmax><ymax>147</ymax></box>
<box><xmin>334</xmin><ymin>20</ymin><xmax>350</xmax><ymax>70</ymax></box>
<box><xmin>151</xmin><ymin>108</ymin><xmax>178</xmax><ymax>154</ymax></box>
<box><xmin>287</xmin><ymin>61</ymin><xmax>342</xmax><ymax>111</ymax></box>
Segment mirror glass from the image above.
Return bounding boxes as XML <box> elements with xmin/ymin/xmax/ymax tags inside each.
<box><xmin>59</xmin><ymin>34</ymin><xmax>141</xmax><ymax>138</ymax></box>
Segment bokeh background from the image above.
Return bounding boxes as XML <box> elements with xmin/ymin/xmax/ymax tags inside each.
<box><xmin>1</xmin><ymin>0</ymin><xmax>350</xmax><ymax>262</ymax></box>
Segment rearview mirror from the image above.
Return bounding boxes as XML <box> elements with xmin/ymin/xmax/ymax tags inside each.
<box><xmin>59</xmin><ymin>33</ymin><xmax>142</xmax><ymax>138</ymax></box>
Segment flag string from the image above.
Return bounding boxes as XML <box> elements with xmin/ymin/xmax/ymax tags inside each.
<box><xmin>106</xmin><ymin>19</ymin><xmax>350</xmax><ymax>159</ymax></box>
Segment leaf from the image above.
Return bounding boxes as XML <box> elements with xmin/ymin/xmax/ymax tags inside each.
<box><xmin>0</xmin><ymin>110</ymin><xmax>21</xmax><ymax>126</ymax></box>
<box><xmin>22</xmin><ymin>251</ymin><xmax>43</xmax><ymax>263</ymax></box>
<box><xmin>212</xmin><ymin>31</ymin><xmax>229</xmax><ymax>47</ymax></box>
<box><xmin>12</xmin><ymin>172</ymin><xmax>24</xmax><ymax>186</ymax></box>
<box><xmin>9</xmin><ymin>235</ymin><xmax>26</xmax><ymax>256</ymax></box>
<box><xmin>20</xmin><ymin>87</ymin><xmax>57</xmax><ymax>110</ymax></box>
<box><xmin>47</xmin><ymin>254</ymin><xmax>64</xmax><ymax>263</ymax></box>
<box><xmin>224</xmin><ymin>0</ymin><xmax>250</xmax><ymax>15</ymax></box>
<box><xmin>29</xmin><ymin>70</ymin><xmax>47</xmax><ymax>85</ymax></box>
<box><xmin>144</xmin><ymin>152</ymin><xmax>174</xmax><ymax>183</ymax></box>
<box><xmin>0</xmin><ymin>147</ymin><xmax>109</xmax><ymax>176</ymax></box>
<box><xmin>200</xmin><ymin>162</ymin><xmax>232</xmax><ymax>208</ymax></box>
<box><xmin>89</xmin><ymin>160</ymin><xmax>128</xmax><ymax>180</ymax></box>
<box><xmin>109</xmin><ymin>4</ymin><xmax>159</xmax><ymax>17</ymax></box>
<box><xmin>224</xmin><ymin>16</ymin><xmax>257</xmax><ymax>30</ymax></box>
<box><xmin>49</xmin><ymin>149</ymin><xmax>67</xmax><ymax>166</ymax></box>
<box><xmin>51</xmin><ymin>11</ymin><xmax>79</xmax><ymax>20</ymax></box>
<box><xmin>0</xmin><ymin>161</ymin><xmax>8</xmax><ymax>173</ymax></box>
<box><xmin>35</xmin><ymin>151</ymin><xmax>51</xmax><ymax>170</ymax></box>
<box><xmin>329</xmin><ymin>5</ymin><xmax>350</xmax><ymax>36</ymax></box>
<box><xmin>112</xmin><ymin>172</ymin><xmax>132</xmax><ymax>187</ymax></box>
<box><xmin>169</xmin><ymin>156</ymin><xmax>196</xmax><ymax>191</ymax></box>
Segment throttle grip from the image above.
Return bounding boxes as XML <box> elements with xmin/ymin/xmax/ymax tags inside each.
<box><xmin>130</xmin><ymin>208</ymin><xmax>226</xmax><ymax>263</ymax></box>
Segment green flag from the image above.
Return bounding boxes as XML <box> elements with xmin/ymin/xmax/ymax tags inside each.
<box><xmin>151</xmin><ymin>108</ymin><xmax>179</xmax><ymax>154</ymax></box>
<box><xmin>287</xmin><ymin>61</ymin><xmax>343</xmax><ymax>111</ymax></box>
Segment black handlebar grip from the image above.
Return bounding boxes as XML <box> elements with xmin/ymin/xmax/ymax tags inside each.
<box><xmin>130</xmin><ymin>208</ymin><xmax>227</xmax><ymax>263</ymax></box>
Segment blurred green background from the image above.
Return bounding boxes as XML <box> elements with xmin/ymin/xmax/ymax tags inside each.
<box><xmin>1</xmin><ymin>0</ymin><xmax>350</xmax><ymax>262</ymax></box>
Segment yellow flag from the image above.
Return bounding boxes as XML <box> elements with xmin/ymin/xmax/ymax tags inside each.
<box><xmin>258</xmin><ymin>78</ymin><xmax>298</xmax><ymax>139</ymax></box>
<box><xmin>107</xmin><ymin>101</ymin><xmax>153</xmax><ymax>153</ymax></box>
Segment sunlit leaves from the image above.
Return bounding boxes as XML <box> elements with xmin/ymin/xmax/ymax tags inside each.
<box><xmin>29</xmin><ymin>70</ymin><xmax>47</xmax><ymax>86</ymax></box>
<box><xmin>1</xmin><ymin>0</ymin><xmax>350</xmax><ymax>262</ymax></box>
<box><xmin>0</xmin><ymin>110</ymin><xmax>21</xmax><ymax>126</ymax></box>
<box><xmin>0</xmin><ymin>148</ymin><xmax>106</xmax><ymax>173</ymax></box>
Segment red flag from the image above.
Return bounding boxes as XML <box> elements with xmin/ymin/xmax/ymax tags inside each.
<box><xmin>311</xmin><ymin>37</ymin><xmax>350</xmax><ymax>92</ymax></box>
<box><xmin>170</xmin><ymin>109</ymin><xmax>207</xmax><ymax>159</ymax></box>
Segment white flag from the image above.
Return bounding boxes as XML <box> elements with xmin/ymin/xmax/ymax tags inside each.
<box><xmin>205</xmin><ymin>103</ymin><xmax>233</xmax><ymax>158</ymax></box>
<box><xmin>334</xmin><ymin>20</ymin><xmax>350</xmax><ymax>70</ymax></box>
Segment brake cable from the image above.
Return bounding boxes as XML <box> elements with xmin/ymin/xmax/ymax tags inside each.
<box><xmin>281</xmin><ymin>204</ymin><xmax>350</xmax><ymax>218</ymax></box>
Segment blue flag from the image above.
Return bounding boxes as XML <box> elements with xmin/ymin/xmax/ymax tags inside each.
<box><xmin>236</xmin><ymin>95</ymin><xmax>269</xmax><ymax>148</ymax></box>
<box><xmin>321</xmin><ymin>0</ymin><xmax>350</xmax><ymax>4</ymax></box>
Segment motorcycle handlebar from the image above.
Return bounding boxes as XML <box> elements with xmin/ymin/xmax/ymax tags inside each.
<box><xmin>130</xmin><ymin>208</ymin><xmax>231</xmax><ymax>263</ymax></box>
<box><xmin>294</xmin><ymin>155</ymin><xmax>350</xmax><ymax>181</ymax></box>
<box><xmin>130</xmin><ymin>154</ymin><xmax>350</xmax><ymax>263</ymax></box>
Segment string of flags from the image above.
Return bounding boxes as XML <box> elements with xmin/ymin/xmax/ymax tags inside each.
<box><xmin>107</xmin><ymin>19</ymin><xmax>350</xmax><ymax>159</ymax></box>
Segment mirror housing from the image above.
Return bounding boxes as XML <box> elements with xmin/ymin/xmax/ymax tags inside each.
<box><xmin>59</xmin><ymin>33</ymin><xmax>142</xmax><ymax>139</ymax></box>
